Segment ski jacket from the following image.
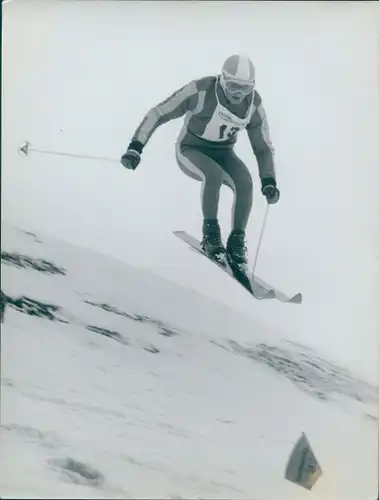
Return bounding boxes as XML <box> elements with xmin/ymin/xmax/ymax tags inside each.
<box><xmin>131</xmin><ymin>76</ymin><xmax>276</xmax><ymax>181</ymax></box>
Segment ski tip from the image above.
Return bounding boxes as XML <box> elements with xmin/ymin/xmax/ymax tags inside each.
<box><xmin>288</xmin><ymin>293</ymin><xmax>303</xmax><ymax>304</ymax></box>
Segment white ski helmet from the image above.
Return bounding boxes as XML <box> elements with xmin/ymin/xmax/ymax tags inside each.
<box><xmin>219</xmin><ymin>54</ymin><xmax>256</xmax><ymax>104</ymax></box>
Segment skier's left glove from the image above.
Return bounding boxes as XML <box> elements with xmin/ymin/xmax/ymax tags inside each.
<box><xmin>261</xmin><ymin>177</ymin><xmax>280</xmax><ymax>204</ymax></box>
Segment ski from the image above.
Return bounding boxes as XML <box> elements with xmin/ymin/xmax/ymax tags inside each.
<box><xmin>173</xmin><ymin>230</ymin><xmax>302</xmax><ymax>304</ymax></box>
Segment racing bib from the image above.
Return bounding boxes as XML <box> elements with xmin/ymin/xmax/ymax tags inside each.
<box><xmin>200</xmin><ymin>88</ymin><xmax>255</xmax><ymax>142</ymax></box>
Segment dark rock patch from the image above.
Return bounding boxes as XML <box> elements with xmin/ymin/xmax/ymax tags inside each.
<box><xmin>5</xmin><ymin>294</ymin><xmax>68</xmax><ymax>322</ymax></box>
<box><xmin>84</xmin><ymin>300</ymin><xmax>182</xmax><ymax>337</ymax></box>
<box><xmin>22</xmin><ymin>230</ymin><xmax>37</xmax><ymax>238</ymax></box>
<box><xmin>134</xmin><ymin>314</ymin><xmax>181</xmax><ymax>337</ymax></box>
<box><xmin>144</xmin><ymin>345</ymin><xmax>160</xmax><ymax>354</ymax></box>
<box><xmin>227</xmin><ymin>340</ymin><xmax>377</xmax><ymax>406</ymax></box>
<box><xmin>86</xmin><ymin>325</ymin><xmax>129</xmax><ymax>345</ymax></box>
<box><xmin>18</xmin><ymin>229</ymin><xmax>43</xmax><ymax>243</ymax></box>
<box><xmin>0</xmin><ymin>289</ymin><xmax>6</xmax><ymax>322</ymax></box>
<box><xmin>1</xmin><ymin>423</ymin><xmax>60</xmax><ymax>451</ymax></box>
<box><xmin>48</xmin><ymin>457</ymin><xmax>104</xmax><ymax>488</ymax></box>
<box><xmin>1</xmin><ymin>251</ymin><xmax>66</xmax><ymax>275</ymax></box>
<box><xmin>2</xmin><ymin>423</ymin><xmax>48</xmax><ymax>441</ymax></box>
<box><xmin>84</xmin><ymin>300</ymin><xmax>137</xmax><ymax>321</ymax></box>
<box><xmin>158</xmin><ymin>326</ymin><xmax>180</xmax><ymax>337</ymax></box>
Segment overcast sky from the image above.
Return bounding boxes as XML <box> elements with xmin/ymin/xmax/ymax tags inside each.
<box><xmin>2</xmin><ymin>0</ymin><xmax>378</xmax><ymax>382</ymax></box>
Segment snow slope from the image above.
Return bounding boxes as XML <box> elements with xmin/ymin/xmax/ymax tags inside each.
<box><xmin>1</xmin><ymin>222</ymin><xmax>377</xmax><ymax>499</ymax></box>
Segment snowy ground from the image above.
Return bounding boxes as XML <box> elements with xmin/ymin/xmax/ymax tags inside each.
<box><xmin>1</xmin><ymin>222</ymin><xmax>377</xmax><ymax>499</ymax></box>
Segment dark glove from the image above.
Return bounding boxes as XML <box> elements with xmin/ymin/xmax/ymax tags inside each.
<box><xmin>120</xmin><ymin>140</ymin><xmax>143</xmax><ymax>170</ymax></box>
<box><xmin>261</xmin><ymin>177</ymin><xmax>280</xmax><ymax>204</ymax></box>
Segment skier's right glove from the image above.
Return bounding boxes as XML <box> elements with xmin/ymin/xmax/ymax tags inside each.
<box><xmin>261</xmin><ymin>177</ymin><xmax>280</xmax><ymax>204</ymax></box>
<box><xmin>120</xmin><ymin>140</ymin><xmax>143</xmax><ymax>170</ymax></box>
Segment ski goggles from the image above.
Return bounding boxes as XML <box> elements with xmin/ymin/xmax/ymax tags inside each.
<box><xmin>224</xmin><ymin>79</ymin><xmax>255</xmax><ymax>95</ymax></box>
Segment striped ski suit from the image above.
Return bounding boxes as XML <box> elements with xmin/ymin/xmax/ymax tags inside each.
<box><xmin>130</xmin><ymin>75</ymin><xmax>276</xmax><ymax>229</ymax></box>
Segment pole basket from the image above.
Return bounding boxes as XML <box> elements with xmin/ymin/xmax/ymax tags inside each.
<box><xmin>18</xmin><ymin>141</ymin><xmax>30</xmax><ymax>157</ymax></box>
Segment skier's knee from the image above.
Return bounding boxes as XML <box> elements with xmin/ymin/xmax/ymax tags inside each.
<box><xmin>206</xmin><ymin>170</ymin><xmax>224</xmax><ymax>188</ymax></box>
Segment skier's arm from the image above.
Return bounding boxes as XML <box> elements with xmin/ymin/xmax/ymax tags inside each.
<box><xmin>246</xmin><ymin>95</ymin><xmax>280</xmax><ymax>204</ymax></box>
<box><xmin>121</xmin><ymin>81</ymin><xmax>199</xmax><ymax>169</ymax></box>
<box><xmin>129</xmin><ymin>81</ymin><xmax>199</xmax><ymax>149</ymax></box>
<box><xmin>246</xmin><ymin>97</ymin><xmax>276</xmax><ymax>182</ymax></box>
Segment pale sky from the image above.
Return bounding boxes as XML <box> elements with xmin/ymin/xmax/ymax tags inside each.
<box><xmin>2</xmin><ymin>0</ymin><xmax>379</xmax><ymax>382</ymax></box>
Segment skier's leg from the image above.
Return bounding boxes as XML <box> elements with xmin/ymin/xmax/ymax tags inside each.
<box><xmin>219</xmin><ymin>150</ymin><xmax>253</xmax><ymax>231</ymax></box>
<box><xmin>216</xmin><ymin>150</ymin><xmax>254</xmax><ymax>270</ymax></box>
<box><xmin>175</xmin><ymin>144</ymin><xmax>228</xmax><ymax>262</ymax></box>
<box><xmin>175</xmin><ymin>145</ymin><xmax>225</xmax><ymax>220</ymax></box>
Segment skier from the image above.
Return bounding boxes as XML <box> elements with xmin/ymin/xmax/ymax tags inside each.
<box><xmin>120</xmin><ymin>54</ymin><xmax>280</xmax><ymax>273</ymax></box>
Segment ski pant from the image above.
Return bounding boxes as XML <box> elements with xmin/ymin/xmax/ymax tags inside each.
<box><xmin>175</xmin><ymin>141</ymin><xmax>253</xmax><ymax>231</ymax></box>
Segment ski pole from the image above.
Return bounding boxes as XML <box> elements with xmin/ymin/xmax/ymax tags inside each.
<box><xmin>252</xmin><ymin>203</ymin><xmax>270</xmax><ymax>276</ymax></box>
<box><xmin>18</xmin><ymin>141</ymin><xmax>120</xmax><ymax>164</ymax></box>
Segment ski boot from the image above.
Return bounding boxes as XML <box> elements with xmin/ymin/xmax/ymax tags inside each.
<box><xmin>201</xmin><ymin>219</ymin><xmax>228</xmax><ymax>267</ymax></box>
<box><xmin>226</xmin><ymin>229</ymin><xmax>249</xmax><ymax>275</ymax></box>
